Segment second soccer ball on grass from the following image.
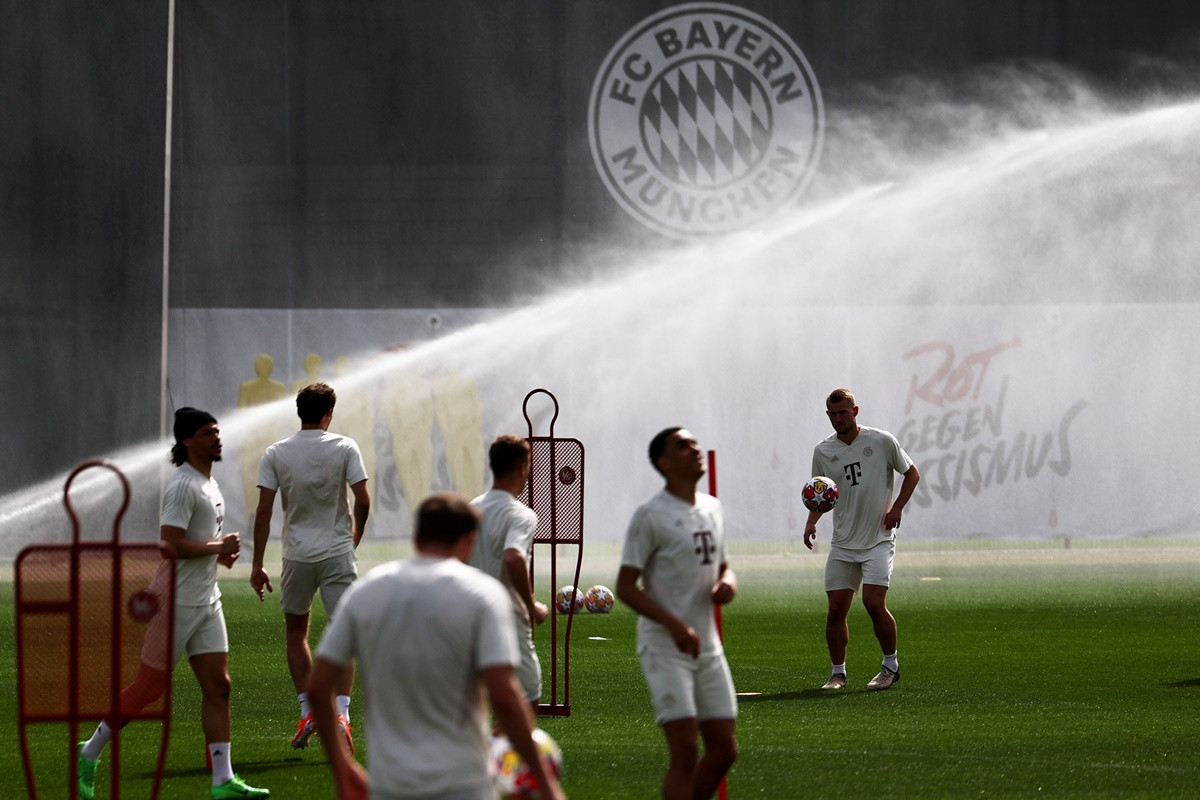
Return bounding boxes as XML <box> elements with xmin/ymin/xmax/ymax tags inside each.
<box><xmin>583</xmin><ymin>585</ymin><xmax>614</xmax><ymax>613</ymax></box>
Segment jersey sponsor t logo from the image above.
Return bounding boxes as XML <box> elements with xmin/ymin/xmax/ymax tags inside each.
<box><xmin>842</xmin><ymin>462</ymin><xmax>863</xmax><ymax>487</ymax></box>
<box><xmin>693</xmin><ymin>529</ymin><xmax>716</xmax><ymax>564</ymax></box>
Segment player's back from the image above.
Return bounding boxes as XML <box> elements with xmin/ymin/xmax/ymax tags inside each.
<box><xmin>263</xmin><ymin>429</ymin><xmax>364</xmax><ymax>560</ymax></box>
<box><xmin>337</xmin><ymin>557</ymin><xmax>516</xmax><ymax>797</ymax></box>
<box><xmin>468</xmin><ymin>489</ymin><xmax>536</xmax><ymax>581</ymax></box>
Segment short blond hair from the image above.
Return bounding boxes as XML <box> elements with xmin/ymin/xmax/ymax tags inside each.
<box><xmin>827</xmin><ymin>388</ymin><xmax>856</xmax><ymax>407</ymax></box>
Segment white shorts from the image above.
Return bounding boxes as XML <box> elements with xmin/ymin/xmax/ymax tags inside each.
<box><xmin>825</xmin><ymin>540</ymin><xmax>895</xmax><ymax>592</ymax></box>
<box><xmin>142</xmin><ymin>599</ymin><xmax>228</xmax><ymax>668</ymax></box>
<box><xmin>281</xmin><ymin>551</ymin><xmax>358</xmax><ymax>616</ymax></box>
<box><xmin>637</xmin><ymin>643</ymin><xmax>737</xmax><ymax>726</ymax></box>
<box><xmin>512</xmin><ymin>605</ymin><xmax>542</xmax><ymax>703</ymax></box>
<box><xmin>175</xmin><ymin>600</ymin><xmax>229</xmax><ymax>661</ymax></box>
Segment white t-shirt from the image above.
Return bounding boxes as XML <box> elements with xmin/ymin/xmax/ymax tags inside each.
<box><xmin>468</xmin><ymin>489</ymin><xmax>538</xmax><ymax>609</ymax></box>
<box><xmin>316</xmin><ymin>555</ymin><xmax>519</xmax><ymax>799</ymax></box>
<box><xmin>257</xmin><ymin>429</ymin><xmax>368</xmax><ymax>563</ymax></box>
<box><xmin>159</xmin><ymin>463</ymin><xmax>224</xmax><ymax>607</ymax></box>
<box><xmin>812</xmin><ymin>425</ymin><xmax>915</xmax><ymax>551</ymax></box>
<box><xmin>620</xmin><ymin>490</ymin><xmax>726</xmax><ymax>656</ymax></box>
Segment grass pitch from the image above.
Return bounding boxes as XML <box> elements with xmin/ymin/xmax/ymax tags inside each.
<box><xmin>3</xmin><ymin>542</ymin><xmax>1200</xmax><ymax>798</ymax></box>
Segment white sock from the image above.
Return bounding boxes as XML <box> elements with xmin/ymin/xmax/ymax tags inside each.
<box><xmin>337</xmin><ymin>695</ymin><xmax>351</xmax><ymax>723</ymax></box>
<box><xmin>82</xmin><ymin>721</ymin><xmax>113</xmax><ymax>762</ymax></box>
<box><xmin>208</xmin><ymin>742</ymin><xmax>233</xmax><ymax>786</ymax></box>
<box><xmin>298</xmin><ymin>691</ymin><xmax>311</xmax><ymax>718</ymax></box>
<box><xmin>883</xmin><ymin>652</ymin><xmax>899</xmax><ymax>672</ymax></box>
<box><xmin>831</xmin><ymin>663</ymin><xmax>847</xmax><ymax>676</ymax></box>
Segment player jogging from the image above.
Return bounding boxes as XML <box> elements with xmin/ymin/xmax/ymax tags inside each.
<box><xmin>805</xmin><ymin>388</ymin><xmax>920</xmax><ymax>691</ymax></box>
<box><xmin>617</xmin><ymin>427</ymin><xmax>738</xmax><ymax>800</ymax></box>
<box><xmin>251</xmin><ymin>382</ymin><xmax>370</xmax><ymax>752</ymax></box>
<box><xmin>78</xmin><ymin>407</ymin><xmax>269</xmax><ymax>799</ymax></box>
<box><xmin>468</xmin><ymin>434</ymin><xmax>548</xmax><ymax>721</ymax></box>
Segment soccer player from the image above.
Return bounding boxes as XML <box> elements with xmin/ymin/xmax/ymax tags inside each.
<box><xmin>307</xmin><ymin>492</ymin><xmax>566</xmax><ymax>800</ymax></box>
<box><xmin>250</xmin><ymin>382</ymin><xmax>370</xmax><ymax>752</ymax></box>
<box><xmin>616</xmin><ymin>427</ymin><xmax>738</xmax><ymax>800</ymax></box>
<box><xmin>804</xmin><ymin>388</ymin><xmax>920</xmax><ymax>691</ymax></box>
<box><xmin>78</xmin><ymin>407</ymin><xmax>269</xmax><ymax>799</ymax></box>
<box><xmin>468</xmin><ymin>434</ymin><xmax>547</xmax><ymax>721</ymax></box>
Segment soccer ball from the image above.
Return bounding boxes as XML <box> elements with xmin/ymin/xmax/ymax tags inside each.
<box><xmin>491</xmin><ymin>728</ymin><xmax>563</xmax><ymax>799</ymax></box>
<box><xmin>801</xmin><ymin>475</ymin><xmax>839</xmax><ymax>513</ymax></box>
<box><xmin>584</xmin><ymin>584</ymin><xmax>614</xmax><ymax>614</ymax></box>
<box><xmin>554</xmin><ymin>585</ymin><xmax>583</xmax><ymax>615</ymax></box>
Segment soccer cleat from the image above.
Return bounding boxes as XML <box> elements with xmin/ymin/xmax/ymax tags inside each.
<box><xmin>821</xmin><ymin>673</ymin><xmax>847</xmax><ymax>690</ymax></box>
<box><xmin>337</xmin><ymin>714</ymin><xmax>354</xmax><ymax>755</ymax></box>
<box><xmin>867</xmin><ymin>665</ymin><xmax>900</xmax><ymax>691</ymax></box>
<box><xmin>291</xmin><ymin>712</ymin><xmax>317</xmax><ymax>749</ymax></box>
<box><xmin>77</xmin><ymin>743</ymin><xmax>97</xmax><ymax>800</ymax></box>
<box><xmin>211</xmin><ymin>774</ymin><xmax>270</xmax><ymax>799</ymax></box>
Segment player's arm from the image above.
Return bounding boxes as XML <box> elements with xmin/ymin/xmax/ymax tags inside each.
<box><xmin>803</xmin><ymin>508</ymin><xmax>824</xmax><ymax>550</ymax></box>
<box><xmin>350</xmin><ymin>479</ymin><xmax>370</xmax><ymax>548</ymax></box>
<box><xmin>310</xmin><ymin>656</ymin><xmax>367</xmax><ymax>800</ymax></box>
<box><xmin>616</xmin><ymin>565</ymin><xmax>700</xmax><ymax>658</ymax></box>
<box><xmin>711</xmin><ymin>563</ymin><xmax>737</xmax><ymax>605</ymax></box>
<box><xmin>884</xmin><ymin>463</ymin><xmax>920</xmax><ymax>530</ymax></box>
<box><xmin>160</xmin><ymin>525</ymin><xmax>238</xmax><ymax>560</ymax></box>
<box><xmin>503</xmin><ymin>547</ymin><xmax>548</xmax><ymax>624</ymax></box>
<box><xmin>251</xmin><ymin>487</ymin><xmax>276</xmax><ymax>600</ymax></box>
<box><xmin>805</xmin><ymin>451</ymin><xmax>825</xmax><ymax>549</ymax></box>
<box><xmin>483</xmin><ymin>666</ymin><xmax>567</xmax><ymax>800</ymax></box>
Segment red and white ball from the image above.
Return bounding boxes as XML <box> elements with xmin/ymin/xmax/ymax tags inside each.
<box><xmin>491</xmin><ymin>728</ymin><xmax>563</xmax><ymax>799</ymax></box>
<box><xmin>801</xmin><ymin>475</ymin><xmax>839</xmax><ymax>513</ymax></box>
<box><xmin>554</xmin><ymin>585</ymin><xmax>583</xmax><ymax>615</ymax></box>
<box><xmin>584</xmin><ymin>584</ymin><xmax>614</xmax><ymax>614</ymax></box>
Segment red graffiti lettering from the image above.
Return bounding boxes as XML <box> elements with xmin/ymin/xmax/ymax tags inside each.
<box><xmin>903</xmin><ymin>337</ymin><xmax>1020</xmax><ymax>414</ymax></box>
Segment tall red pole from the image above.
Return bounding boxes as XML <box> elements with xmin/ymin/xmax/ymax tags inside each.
<box><xmin>707</xmin><ymin>450</ymin><xmax>728</xmax><ymax>800</ymax></box>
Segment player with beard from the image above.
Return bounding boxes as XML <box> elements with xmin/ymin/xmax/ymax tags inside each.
<box><xmin>78</xmin><ymin>407</ymin><xmax>269</xmax><ymax>799</ymax></box>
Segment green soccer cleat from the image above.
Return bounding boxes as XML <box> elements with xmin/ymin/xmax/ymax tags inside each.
<box><xmin>77</xmin><ymin>743</ymin><xmax>97</xmax><ymax>800</ymax></box>
<box><xmin>211</xmin><ymin>774</ymin><xmax>270</xmax><ymax>799</ymax></box>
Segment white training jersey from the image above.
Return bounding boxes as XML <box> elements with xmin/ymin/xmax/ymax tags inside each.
<box><xmin>468</xmin><ymin>489</ymin><xmax>538</xmax><ymax>608</ymax></box>
<box><xmin>257</xmin><ymin>429</ymin><xmax>368</xmax><ymax>563</ymax></box>
<box><xmin>159</xmin><ymin>463</ymin><xmax>224</xmax><ymax>607</ymax></box>
<box><xmin>316</xmin><ymin>556</ymin><xmax>518</xmax><ymax>799</ymax></box>
<box><xmin>620</xmin><ymin>490</ymin><xmax>727</xmax><ymax>656</ymax></box>
<box><xmin>812</xmin><ymin>425</ymin><xmax>915</xmax><ymax>551</ymax></box>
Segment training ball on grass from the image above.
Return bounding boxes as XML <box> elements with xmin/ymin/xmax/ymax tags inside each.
<box><xmin>584</xmin><ymin>584</ymin><xmax>614</xmax><ymax>613</ymax></box>
<box><xmin>554</xmin><ymin>585</ymin><xmax>583</xmax><ymax>615</ymax></box>
<box><xmin>801</xmin><ymin>475</ymin><xmax>839</xmax><ymax>513</ymax></box>
<box><xmin>491</xmin><ymin>728</ymin><xmax>563</xmax><ymax>799</ymax></box>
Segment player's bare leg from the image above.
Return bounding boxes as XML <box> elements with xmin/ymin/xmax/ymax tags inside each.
<box><xmin>862</xmin><ymin>584</ymin><xmax>897</xmax><ymax>654</ymax></box>
<box><xmin>285</xmin><ymin>611</ymin><xmax>313</xmax><ymax>692</ymax></box>
<box><xmin>692</xmin><ymin>718</ymin><xmax>737</xmax><ymax>800</ymax></box>
<box><xmin>863</xmin><ymin>584</ymin><xmax>900</xmax><ymax>690</ymax></box>
<box><xmin>189</xmin><ymin>653</ymin><xmax>232</xmax><ymax>744</ymax></box>
<box><xmin>285</xmin><ymin>611</ymin><xmax>322</xmax><ymax>748</ymax></box>
<box><xmin>116</xmin><ymin>663</ymin><xmax>170</xmax><ymax>718</ymax></box>
<box><xmin>660</xmin><ymin>717</ymin><xmax>700</xmax><ymax>800</ymax></box>
<box><xmin>824</xmin><ymin>588</ymin><xmax>855</xmax><ymax>665</ymax></box>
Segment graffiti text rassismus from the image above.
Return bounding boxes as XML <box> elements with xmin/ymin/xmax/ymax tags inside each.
<box><xmin>897</xmin><ymin>339</ymin><xmax>1087</xmax><ymax>507</ymax></box>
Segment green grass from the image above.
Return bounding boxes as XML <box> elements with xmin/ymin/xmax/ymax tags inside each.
<box><xmin>4</xmin><ymin>546</ymin><xmax>1200</xmax><ymax>798</ymax></box>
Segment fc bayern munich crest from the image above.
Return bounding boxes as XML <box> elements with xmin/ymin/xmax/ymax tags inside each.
<box><xmin>589</xmin><ymin>3</ymin><xmax>824</xmax><ymax>239</ymax></box>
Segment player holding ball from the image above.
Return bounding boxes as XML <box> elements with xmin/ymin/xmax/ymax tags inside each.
<box><xmin>805</xmin><ymin>388</ymin><xmax>920</xmax><ymax>692</ymax></box>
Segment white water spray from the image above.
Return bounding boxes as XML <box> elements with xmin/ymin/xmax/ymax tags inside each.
<box><xmin>5</xmin><ymin>77</ymin><xmax>1200</xmax><ymax>556</ymax></box>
